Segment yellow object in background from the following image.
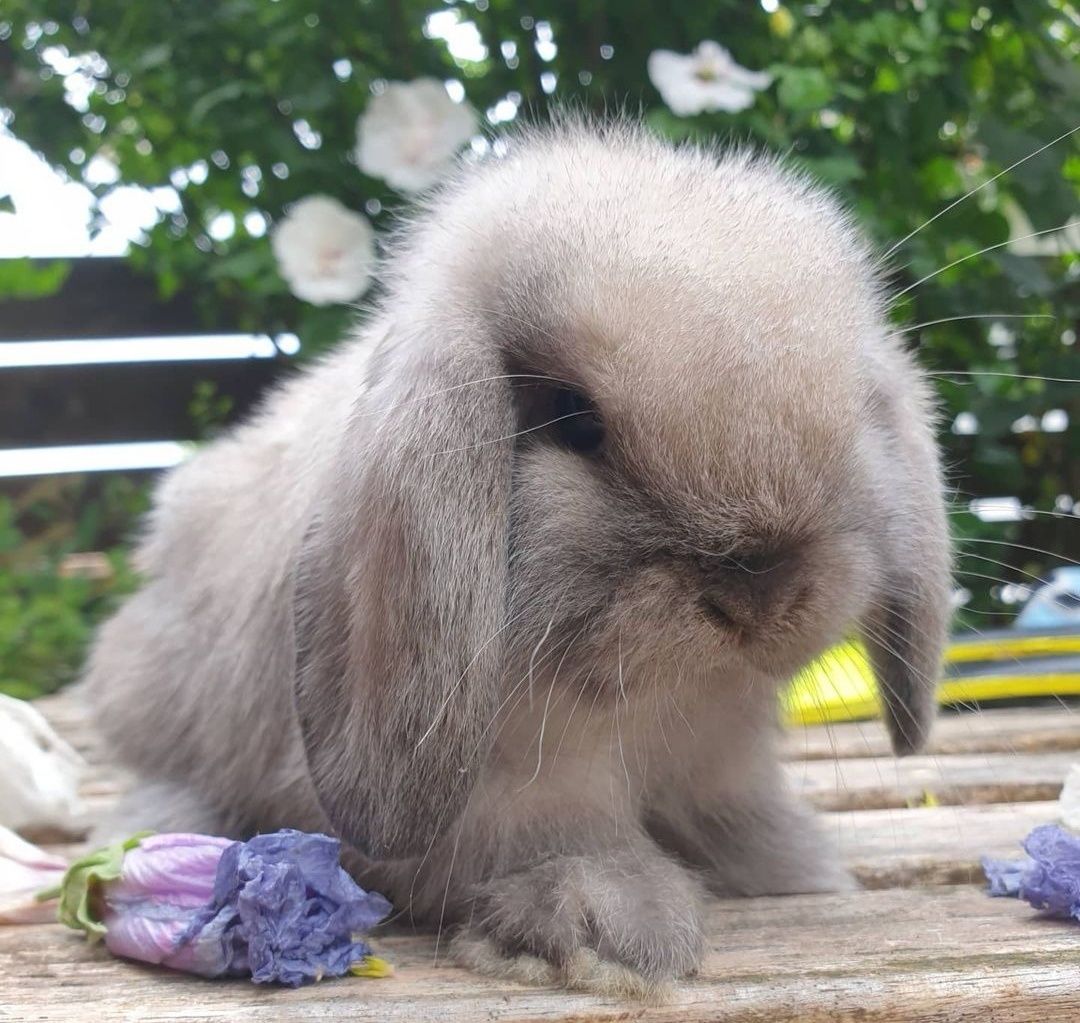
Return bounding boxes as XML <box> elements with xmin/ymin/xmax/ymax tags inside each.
<box><xmin>783</xmin><ymin>631</ymin><xmax>1080</xmax><ymax>727</ymax></box>
<box><xmin>783</xmin><ymin>641</ymin><xmax>878</xmax><ymax>726</ymax></box>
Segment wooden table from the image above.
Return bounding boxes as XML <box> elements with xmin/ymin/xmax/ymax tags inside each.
<box><xmin>5</xmin><ymin>691</ymin><xmax>1080</xmax><ymax>1022</ymax></box>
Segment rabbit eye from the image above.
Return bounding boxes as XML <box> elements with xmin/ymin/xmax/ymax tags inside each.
<box><xmin>551</xmin><ymin>387</ymin><xmax>605</xmax><ymax>454</ymax></box>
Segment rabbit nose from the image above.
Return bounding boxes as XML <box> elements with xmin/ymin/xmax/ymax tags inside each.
<box><xmin>698</xmin><ymin>556</ymin><xmax>791</xmax><ymax>631</ymax></box>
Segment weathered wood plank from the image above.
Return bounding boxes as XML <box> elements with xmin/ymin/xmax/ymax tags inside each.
<box><xmin>830</xmin><ymin>801</ymin><xmax>1052</xmax><ymax>888</ymax></box>
<box><xmin>37</xmin><ymin>802</ymin><xmax>1047</xmax><ymax>892</ymax></box>
<box><xmin>33</xmin><ymin>690</ymin><xmax>97</xmax><ymax>741</ymax></box>
<box><xmin>3</xmin><ymin>887</ymin><xmax>1077</xmax><ymax>1022</ymax></box>
<box><xmin>0</xmin><ymin>258</ymin><xmax>234</xmax><ymax>341</ymax></box>
<box><xmin>786</xmin><ymin>704</ymin><xmax>1080</xmax><ymax>761</ymax></box>
<box><xmin>29</xmin><ymin>691</ymin><xmax>1061</xmax><ymax>889</ymax></box>
<box><xmin>0</xmin><ymin>359</ymin><xmax>288</xmax><ymax>446</ymax></box>
<box><xmin>787</xmin><ymin>750</ymin><xmax>1077</xmax><ymax>810</ymax></box>
<box><xmin>42</xmin><ymin>691</ymin><xmax>1080</xmax><ymax>766</ymax></box>
<box><xmin>17</xmin><ymin>686</ymin><xmax>1080</xmax><ymax>1018</ymax></box>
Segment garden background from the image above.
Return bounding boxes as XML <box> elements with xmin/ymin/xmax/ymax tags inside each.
<box><xmin>1</xmin><ymin>0</ymin><xmax>1078</xmax><ymax>699</ymax></box>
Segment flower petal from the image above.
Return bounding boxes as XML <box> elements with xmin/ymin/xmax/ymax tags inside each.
<box><xmin>356</xmin><ymin>78</ymin><xmax>476</xmax><ymax>193</ymax></box>
<box><xmin>981</xmin><ymin>855</ymin><xmax>1032</xmax><ymax>897</ymax></box>
<box><xmin>0</xmin><ymin>828</ymin><xmax>67</xmax><ymax>924</ymax></box>
<box><xmin>53</xmin><ymin>832</ymin><xmax>154</xmax><ymax>938</ymax></box>
<box><xmin>271</xmin><ymin>195</ymin><xmax>375</xmax><ymax>306</ymax></box>
<box><xmin>108</xmin><ymin>835</ymin><xmax>230</xmax><ymax>908</ymax></box>
<box><xmin>103</xmin><ymin>902</ymin><xmax>196</xmax><ymax>964</ymax></box>
<box><xmin>178</xmin><ymin>829</ymin><xmax>392</xmax><ymax>986</ymax></box>
<box><xmin>1019</xmin><ymin>824</ymin><xmax>1080</xmax><ymax>918</ymax></box>
<box><xmin>723</xmin><ymin>63</ymin><xmax>773</xmax><ymax>91</ymax></box>
<box><xmin>0</xmin><ymin>694</ymin><xmax>85</xmax><ymax>834</ymax></box>
<box><xmin>648</xmin><ymin>41</ymin><xmax>770</xmax><ymax>117</ymax></box>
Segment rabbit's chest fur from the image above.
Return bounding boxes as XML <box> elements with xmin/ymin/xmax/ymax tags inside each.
<box><xmin>350</xmin><ymin>671</ymin><xmax>794</xmax><ymax>920</ymax></box>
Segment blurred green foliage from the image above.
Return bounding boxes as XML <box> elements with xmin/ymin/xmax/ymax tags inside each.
<box><xmin>0</xmin><ymin>477</ymin><xmax>146</xmax><ymax>697</ymax></box>
<box><xmin>0</xmin><ymin>0</ymin><xmax>1079</xmax><ymax>695</ymax></box>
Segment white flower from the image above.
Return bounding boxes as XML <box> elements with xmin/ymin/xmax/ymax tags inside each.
<box><xmin>271</xmin><ymin>195</ymin><xmax>375</xmax><ymax>306</ymax></box>
<box><xmin>355</xmin><ymin>78</ymin><xmax>477</xmax><ymax>193</ymax></box>
<box><xmin>0</xmin><ymin>825</ymin><xmax>67</xmax><ymax>924</ymax></box>
<box><xmin>0</xmin><ymin>694</ymin><xmax>83</xmax><ymax>836</ymax></box>
<box><xmin>648</xmin><ymin>41</ymin><xmax>772</xmax><ymax>117</ymax></box>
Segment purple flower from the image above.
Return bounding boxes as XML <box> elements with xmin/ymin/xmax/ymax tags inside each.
<box><xmin>101</xmin><ymin>833</ymin><xmax>234</xmax><ymax>972</ymax></box>
<box><xmin>981</xmin><ymin>855</ymin><xmax>1033</xmax><ymax>898</ymax></box>
<box><xmin>982</xmin><ymin>825</ymin><xmax>1080</xmax><ymax>921</ymax></box>
<box><xmin>182</xmin><ymin>830</ymin><xmax>392</xmax><ymax>985</ymax></box>
<box><xmin>1018</xmin><ymin>824</ymin><xmax>1080</xmax><ymax>919</ymax></box>
<box><xmin>51</xmin><ymin>829</ymin><xmax>392</xmax><ymax>986</ymax></box>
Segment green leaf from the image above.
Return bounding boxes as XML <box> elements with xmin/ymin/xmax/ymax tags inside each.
<box><xmin>0</xmin><ymin>259</ymin><xmax>71</xmax><ymax>299</ymax></box>
<box><xmin>797</xmin><ymin>155</ymin><xmax>864</xmax><ymax>186</ymax></box>
<box><xmin>775</xmin><ymin>67</ymin><xmax>834</xmax><ymax>112</ymax></box>
<box><xmin>206</xmin><ymin>245</ymin><xmax>274</xmax><ymax>282</ymax></box>
<box><xmin>45</xmin><ymin>832</ymin><xmax>155</xmax><ymax>938</ymax></box>
<box><xmin>872</xmin><ymin>66</ymin><xmax>902</xmax><ymax>94</ymax></box>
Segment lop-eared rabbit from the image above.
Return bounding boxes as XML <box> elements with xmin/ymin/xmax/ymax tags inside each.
<box><xmin>87</xmin><ymin>123</ymin><xmax>951</xmax><ymax>993</ymax></box>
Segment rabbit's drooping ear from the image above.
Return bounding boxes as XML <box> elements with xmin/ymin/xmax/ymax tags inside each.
<box><xmin>859</xmin><ymin>367</ymin><xmax>952</xmax><ymax>756</ymax></box>
<box><xmin>860</xmin><ymin>570</ymin><xmax>950</xmax><ymax>755</ymax></box>
<box><xmin>293</xmin><ymin>326</ymin><xmax>513</xmax><ymax>860</ymax></box>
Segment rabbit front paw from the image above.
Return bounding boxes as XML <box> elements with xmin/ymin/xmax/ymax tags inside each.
<box><xmin>453</xmin><ymin>849</ymin><xmax>705</xmax><ymax>996</ymax></box>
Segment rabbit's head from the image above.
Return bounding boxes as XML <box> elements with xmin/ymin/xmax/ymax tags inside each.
<box><xmin>293</xmin><ymin>125</ymin><xmax>952</xmax><ymax>859</ymax></box>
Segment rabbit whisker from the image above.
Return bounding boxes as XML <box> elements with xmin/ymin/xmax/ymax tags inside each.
<box><xmin>954</xmin><ymin>550</ymin><xmax>1050</xmax><ymax>586</ymax></box>
<box><xmin>549</xmin><ymin>666</ymin><xmax>597</xmax><ymax>771</ymax></box>
<box><xmin>431</xmin><ymin>797</ymin><xmax>469</xmax><ymax>966</ymax></box>
<box><xmin>430</xmin><ymin>410</ymin><xmax>593</xmax><ymax>456</ymax></box>
<box><xmin>929</xmin><ymin>369</ymin><xmax>1080</xmax><ymax>385</ymax></box>
<box><xmin>518</xmin><ymin>619</ymin><xmax>591</xmax><ymax>793</ymax></box>
<box><xmin>413</xmin><ymin>604</ymin><xmax>531</xmax><ymax>752</ymax></box>
<box><xmin>947</xmin><ymin>508</ymin><xmax>1079</xmax><ymax>521</ymax></box>
<box><xmin>613</xmin><ymin>629</ymin><xmax>634</xmax><ymax>807</ymax></box>
<box><xmin>527</xmin><ymin>614</ymin><xmax>558</xmax><ymax>709</ymax></box>
<box><xmin>958</xmin><ymin>537</ymin><xmax>1080</xmax><ymax>570</ymax></box>
<box><xmin>361</xmin><ymin>372</ymin><xmax>575</xmax><ymax>420</ymax></box>
<box><xmin>882</xmin><ymin>122</ymin><xmax>1080</xmax><ymax>259</ymax></box>
<box><xmin>893</xmin><ymin>221</ymin><xmax>1078</xmax><ymax>300</ymax></box>
<box><xmin>886</xmin><ymin>313</ymin><xmax>1054</xmax><ymax>338</ymax></box>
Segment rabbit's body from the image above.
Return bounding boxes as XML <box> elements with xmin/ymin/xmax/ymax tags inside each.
<box><xmin>86</xmin><ymin>123</ymin><xmax>951</xmax><ymax>991</ymax></box>
<box><xmin>91</xmin><ymin>342</ymin><xmax>372</xmax><ymax>836</ymax></box>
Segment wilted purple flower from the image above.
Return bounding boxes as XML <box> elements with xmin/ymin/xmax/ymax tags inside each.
<box><xmin>52</xmin><ymin>829</ymin><xmax>392</xmax><ymax>986</ymax></box>
<box><xmin>981</xmin><ymin>855</ymin><xmax>1033</xmax><ymax>898</ymax></box>
<box><xmin>99</xmin><ymin>833</ymin><xmax>234</xmax><ymax>972</ymax></box>
<box><xmin>983</xmin><ymin>824</ymin><xmax>1080</xmax><ymax>921</ymax></box>
<box><xmin>1017</xmin><ymin>824</ymin><xmax>1080</xmax><ymax>919</ymax></box>
<box><xmin>182</xmin><ymin>830</ymin><xmax>392</xmax><ymax>985</ymax></box>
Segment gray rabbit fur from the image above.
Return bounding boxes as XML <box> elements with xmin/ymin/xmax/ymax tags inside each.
<box><xmin>85</xmin><ymin>121</ymin><xmax>951</xmax><ymax>992</ymax></box>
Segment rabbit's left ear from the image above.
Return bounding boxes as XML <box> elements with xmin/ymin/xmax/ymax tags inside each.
<box><xmin>858</xmin><ymin>363</ymin><xmax>952</xmax><ymax>755</ymax></box>
<box><xmin>292</xmin><ymin>323</ymin><xmax>515</xmax><ymax>860</ymax></box>
<box><xmin>860</xmin><ymin>569</ymin><xmax>950</xmax><ymax>755</ymax></box>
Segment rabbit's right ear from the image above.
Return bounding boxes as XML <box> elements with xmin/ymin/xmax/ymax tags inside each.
<box><xmin>292</xmin><ymin>324</ymin><xmax>514</xmax><ymax>860</ymax></box>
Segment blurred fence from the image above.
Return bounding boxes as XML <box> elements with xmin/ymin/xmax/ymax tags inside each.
<box><xmin>0</xmin><ymin>257</ymin><xmax>290</xmax><ymax>492</ymax></box>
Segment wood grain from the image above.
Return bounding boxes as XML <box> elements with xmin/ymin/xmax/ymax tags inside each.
<box><xmin>4</xmin><ymin>888</ymin><xmax>1078</xmax><ymax>1022</ymax></box>
<box><xmin>788</xmin><ymin>750</ymin><xmax>1076</xmax><ymax>810</ymax></box>
<box><xmin>827</xmin><ymin>801</ymin><xmax>1052</xmax><ymax>887</ymax></box>
<box><xmin>11</xmin><ymin>691</ymin><xmax>1080</xmax><ymax>1021</ymax></box>
<box><xmin>786</xmin><ymin>704</ymin><xmax>1080</xmax><ymax>760</ymax></box>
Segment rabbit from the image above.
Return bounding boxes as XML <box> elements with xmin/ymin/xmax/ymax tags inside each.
<box><xmin>84</xmin><ymin>121</ymin><xmax>952</xmax><ymax>994</ymax></box>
